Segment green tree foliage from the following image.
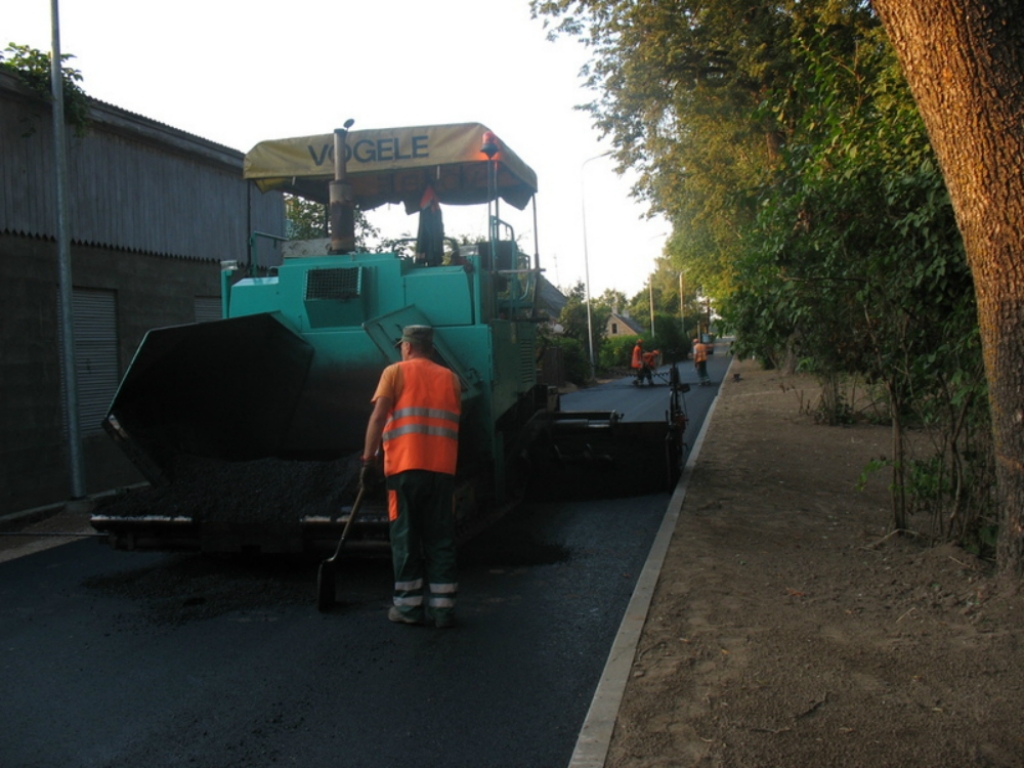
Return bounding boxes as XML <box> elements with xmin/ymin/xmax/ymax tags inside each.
<box><xmin>533</xmin><ymin>0</ymin><xmax>812</xmax><ymax>298</ymax></box>
<box><xmin>285</xmin><ymin>195</ymin><xmax>327</xmax><ymax>240</ymax></box>
<box><xmin>601</xmin><ymin>334</ymin><xmax>640</xmax><ymax>371</ymax></box>
<box><xmin>284</xmin><ymin>194</ymin><xmax>380</xmax><ymax>250</ymax></box>
<box><xmin>735</xmin><ymin>17</ymin><xmax>991</xmax><ymax>536</ymax></box>
<box><xmin>534</xmin><ymin>0</ymin><xmax>992</xmax><ymax>545</ymax></box>
<box><xmin>1</xmin><ymin>43</ymin><xmax>91</xmax><ymax>136</ymax></box>
<box><xmin>545</xmin><ymin>332</ymin><xmax>592</xmax><ymax>386</ymax></box>
<box><xmin>556</xmin><ymin>280</ymin><xmax>610</xmax><ymax>381</ymax></box>
<box><xmin>870</xmin><ymin>0</ymin><xmax>1024</xmax><ymax>575</ymax></box>
<box><xmin>594</xmin><ymin>288</ymin><xmax>628</xmax><ymax>314</ymax></box>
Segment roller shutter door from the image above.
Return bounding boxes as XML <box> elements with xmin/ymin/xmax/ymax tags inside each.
<box><xmin>60</xmin><ymin>289</ymin><xmax>120</xmax><ymax>436</ymax></box>
<box><xmin>194</xmin><ymin>296</ymin><xmax>222</xmax><ymax>323</ymax></box>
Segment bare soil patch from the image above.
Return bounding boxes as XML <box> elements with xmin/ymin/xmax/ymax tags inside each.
<box><xmin>608</xmin><ymin>357</ymin><xmax>1024</xmax><ymax>768</ymax></box>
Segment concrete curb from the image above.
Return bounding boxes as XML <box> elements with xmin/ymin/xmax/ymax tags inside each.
<box><xmin>568</xmin><ymin>358</ymin><xmax>731</xmax><ymax>768</ymax></box>
<box><xmin>0</xmin><ymin>489</ymin><xmax>138</xmax><ymax>532</ymax></box>
<box><xmin>0</xmin><ymin>500</ymin><xmax>87</xmax><ymax>531</ymax></box>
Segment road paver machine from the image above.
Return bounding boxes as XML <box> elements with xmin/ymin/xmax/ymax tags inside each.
<box><xmin>91</xmin><ymin>123</ymin><xmax>687</xmax><ymax>553</ymax></box>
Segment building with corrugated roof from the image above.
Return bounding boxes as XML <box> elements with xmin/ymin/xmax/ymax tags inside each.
<box><xmin>0</xmin><ymin>69</ymin><xmax>285</xmax><ymax>515</ymax></box>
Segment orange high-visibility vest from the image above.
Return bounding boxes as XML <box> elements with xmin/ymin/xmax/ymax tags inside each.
<box><xmin>693</xmin><ymin>343</ymin><xmax>708</xmax><ymax>364</ymax></box>
<box><xmin>382</xmin><ymin>358</ymin><xmax>461</xmax><ymax>477</ymax></box>
<box><xmin>631</xmin><ymin>344</ymin><xmax>643</xmax><ymax>369</ymax></box>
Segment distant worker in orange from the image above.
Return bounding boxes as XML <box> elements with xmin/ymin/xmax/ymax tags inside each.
<box><xmin>642</xmin><ymin>348</ymin><xmax>660</xmax><ymax>381</ymax></box>
<box><xmin>631</xmin><ymin>338</ymin><xmax>643</xmax><ymax>371</ymax></box>
<box><xmin>693</xmin><ymin>337</ymin><xmax>710</xmax><ymax>386</ymax></box>
<box><xmin>631</xmin><ymin>339</ymin><xmax>652</xmax><ymax>386</ymax></box>
<box><xmin>362</xmin><ymin>324</ymin><xmax>462</xmax><ymax>628</ymax></box>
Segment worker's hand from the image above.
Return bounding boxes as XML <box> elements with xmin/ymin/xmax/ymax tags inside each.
<box><xmin>359</xmin><ymin>458</ymin><xmax>379</xmax><ymax>490</ymax></box>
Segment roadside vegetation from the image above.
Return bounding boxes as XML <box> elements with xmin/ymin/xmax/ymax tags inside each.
<box><xmin>1</xmin><ymin>43</ymin><xmax>90</xmax><ymax>136</ymax></box>
<box><xmin>532</xmin><ymin>0</ymin><xmax>1011</xmax><ymax>566</ymax></box>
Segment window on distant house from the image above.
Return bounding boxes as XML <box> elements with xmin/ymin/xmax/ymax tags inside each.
<box><xmin>612</xmin><ymin>323</ymin><xmax>618</xmax><ymax>334</ymax></box>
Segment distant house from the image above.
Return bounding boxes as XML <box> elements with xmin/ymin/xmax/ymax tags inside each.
<box><xmin>606</xmin><ymin>310</ymin><xmax>645</xmax><ymax>339</ymax></box>
<box><xmin>0</xmin><ymin>69</ymin><xmax>284</xmax><ymax>516</ymax></box>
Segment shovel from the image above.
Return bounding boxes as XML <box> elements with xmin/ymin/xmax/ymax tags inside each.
<box><xmin>316</xmin><ymin>485</ymin><xmax>367</xmax><ymax>612</ymax></box>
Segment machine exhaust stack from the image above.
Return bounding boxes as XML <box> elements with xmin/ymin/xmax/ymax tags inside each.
<box><xmin>329</xmin><ymin>118</ymin><xmax>356</xmax><ymax>253</ymax></box>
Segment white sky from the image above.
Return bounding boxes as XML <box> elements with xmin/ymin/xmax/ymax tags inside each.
<box><xmin>5</xmin><ymin>0</ymin><xmax>670</xmax><ymax>299</ymax></box>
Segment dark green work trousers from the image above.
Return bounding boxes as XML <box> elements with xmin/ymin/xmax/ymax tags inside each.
<box><xmin>387</xmin><ymin>469</ymin><xmax>458</xmax><ymax>623</ymax></box>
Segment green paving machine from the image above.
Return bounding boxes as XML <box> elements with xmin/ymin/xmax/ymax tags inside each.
<box><xmin>92</xmin><ymin>123</ymin><xmax>685</xmax><ymax>553</ymax></box>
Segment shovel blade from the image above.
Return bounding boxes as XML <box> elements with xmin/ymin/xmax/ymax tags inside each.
<box><xmin>316</xmin><ymin>561</ymin><xmax>336</xmax><ymax>612</ymax></box>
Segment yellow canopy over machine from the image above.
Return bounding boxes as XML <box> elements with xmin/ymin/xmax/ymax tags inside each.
<box><xmin>243</xmin><ymin>122</ymin><xmax>538</xmax><ymax>212</ymax></box>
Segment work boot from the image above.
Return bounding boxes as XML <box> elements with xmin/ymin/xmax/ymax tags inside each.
<box><xmin>432</xmin><ymin>611</ymin><xmax>456</xmax><ymax>629</ymax></box>
<box><xmin>388</xmin><ymin>606</ymin><xmax>423</xmax><ymax>625</ymax></box>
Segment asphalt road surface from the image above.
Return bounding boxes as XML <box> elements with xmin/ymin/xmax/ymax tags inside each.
<box><xmin>0</xmin><ymin>358</ymin><xmax>727</xmax><ymax>768</ymax></box>
<box><xmin>565</xmin><ymin>348</ymin><xmax>732</xmax><ymax>442</ymax></box>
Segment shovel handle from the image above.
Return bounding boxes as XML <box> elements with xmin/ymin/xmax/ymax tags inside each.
<box><xmin>326</xmin><ymin>485</ymin><xmax>367</xmax><ymax>563</ymax></box>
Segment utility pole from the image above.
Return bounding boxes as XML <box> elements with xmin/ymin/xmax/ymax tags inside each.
<box><xmin>679</xmin><ymin>272</ymin><xmax>685</xmax><ymax>339</ymax></box>
<box><xmin>580</xmin><ymin>151</ymin><xmax>611</xmax><ymax>381</ymax></box>
<box><xmin>51</xmin><ymin>0</ymin><xmax>86</xmax><ymax>502</ymax></box>
<box><xmin>649</xmin><ymin>278</ymin><xmax>655</xmax><ymax>339</ymax></box>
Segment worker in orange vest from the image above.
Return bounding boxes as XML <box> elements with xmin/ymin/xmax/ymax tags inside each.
<box><xmin>362</xmin><ymin>324</ymin><xmax>462</xmax><ymax>628</ymax></box>
<box><xmin>642</xmin><ymin>348</ymin><xmax>660</xmax><ymax>381</ymax></box>
<box><xmin>693</xmin><ymin>337</ymin><xmax>710</xmax><ymax>385</ymax></box>
<box><xmin>631</xmin><ymin>338</ymin><xmax>651</xmax><ymax>386</ymax></box>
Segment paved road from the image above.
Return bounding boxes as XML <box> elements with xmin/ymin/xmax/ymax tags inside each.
<box><xmin>562</xmin><ymin>349</ymin><xmax>731</xmax><ymax>446</ymax></box>
<box><xmin>0</xmin><ymin>361</ymin><xmax>725</xmax><ymax>768</ymax></box>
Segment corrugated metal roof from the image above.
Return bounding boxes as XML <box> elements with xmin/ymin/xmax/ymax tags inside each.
<box><xmin>1</xmin><ymin>70</ymin><xmax>283</xmax><ymax>262</ymax></box>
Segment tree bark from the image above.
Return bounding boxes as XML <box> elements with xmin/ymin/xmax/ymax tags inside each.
<box><xmin>870</xmin><ymin>0</ymin><xmax>1024</xmax><ymax>576</ymax></box>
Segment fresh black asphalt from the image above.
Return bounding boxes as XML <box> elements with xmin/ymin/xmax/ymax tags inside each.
<box><xmin>0</xmin><ymin>354</ymin><xmax>730</xmax><ymax>768</ymax></box>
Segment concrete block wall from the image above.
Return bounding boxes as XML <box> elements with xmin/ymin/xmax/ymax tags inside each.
<box><xmin>0</xmin><ymin>233</ymin><xmax>223</xmax><ymax>515</ymax></box>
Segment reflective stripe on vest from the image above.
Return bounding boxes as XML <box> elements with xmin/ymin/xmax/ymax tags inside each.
<box><xmin>385</xmin><ymin>408</ymin><xmax>459</xmax><ymax>441</ymax></box>
<box><xmin>382</xmin><ymin>359</ymin><xmax>460</xmax><ymax>476</ymax></box>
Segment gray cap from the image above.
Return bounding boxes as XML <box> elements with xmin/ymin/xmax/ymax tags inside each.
<box><xmin>395</xmin><ymin>324</ymin><xmax>434</xmax><ymax>347</ymax></box>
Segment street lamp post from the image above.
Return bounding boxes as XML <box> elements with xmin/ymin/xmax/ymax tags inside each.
<box><xmin>679</xmin><ymin>271</ymin><xmax>685</xmax><ymax>339</ymax></box>
<box><xmin>581</xmin><ymin>151</ymin><xmax>611</xmax><ymax>381</ymax></box>
<box><xmin>649</xmin><ymin>278</ymin><xmax>655</xmax><ymax>339</ymax></box>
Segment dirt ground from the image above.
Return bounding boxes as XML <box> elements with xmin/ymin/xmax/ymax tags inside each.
<box><xmin>607</xmin><ymin>356</ymin><xmax>1024</xmax><ymax>768</ymax></box>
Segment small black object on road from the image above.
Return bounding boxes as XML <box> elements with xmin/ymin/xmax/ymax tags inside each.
<box><xmin>316</xmin><ymin>486</ymin><xmax>367</xmax><ymax>612</ymax></box>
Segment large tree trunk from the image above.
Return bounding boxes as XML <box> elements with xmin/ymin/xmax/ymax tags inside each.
<box><xmin>870</xmin><ymin>0</ymin><xmax>1024</xmax><ymax>577</ymax></box>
